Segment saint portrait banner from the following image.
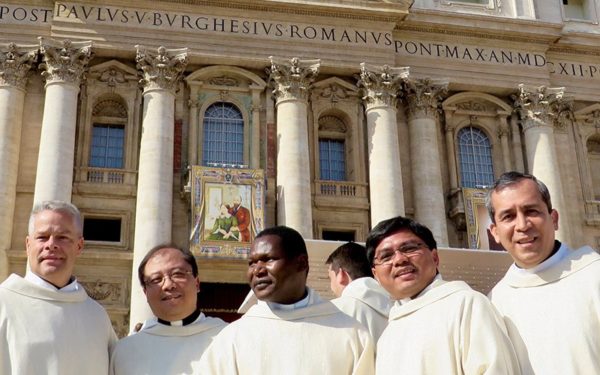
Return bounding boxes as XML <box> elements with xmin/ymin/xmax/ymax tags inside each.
<box><xmin>190</xmin><ymin>166</ymin><xmax>265</xmax><ymax>258</ymax></box>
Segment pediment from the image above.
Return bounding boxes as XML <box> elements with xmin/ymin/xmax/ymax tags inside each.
<box><xmin>186</xmin><ymin>65</ymin><xmax>266</xmax><ymax>89</ymax></box>
<box><xmin>89</xmin><ymin>60</ymin><xmax>138</xmax><ymax>79</ymax></box>
<box><xmin>312</xmin><ymin>77</ymin><xmax>358</xmax><ymax>102</ymax></box>
<box><xmin>443</xmin><ymin>92</ymin><xmax>511</xmax><ymax>115</ymax></box>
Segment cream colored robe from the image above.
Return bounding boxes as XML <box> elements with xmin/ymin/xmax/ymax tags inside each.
<box><xmin>332</xmin><ymin>277</ymin><xmax>390</xmax><ymax>343</ymax></box>
<box><xmin>489</xmin><ymin>245</ymin><xmax>600</xmax><ymax>375</ymax></box>
<box><xmin>110</xmin><ymin>314</ymin><xmax>227</xmax><ymax>375</ymax></box>
<box><xmin>0</xmin><ymin>274</ymin><xmax>117</xmax><ymax>375</ymax></box>
<box><xmin>377</xmin><ymin>278</ymin><xmax>520</xmax><ymax>375</ymax></box>
<box><xmin>199</xmin><ymin>288</ymin><xmax>375</xmax><ymax>375</ymax></box>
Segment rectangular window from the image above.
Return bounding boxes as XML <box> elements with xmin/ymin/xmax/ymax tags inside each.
<box><xmin>322</xmin><ymin>230</ymin><xmax>355</xmax><ymax>242</ymax></box>
<box><xmin>90</xmin><ymin>124</ymin><xmax>124</xmax><ymax>168</ymax></box>
<box><xmin>319</xmin><ymin>139</ymin><xmax>346</xmax><ymax>181</ymax></box>
<box><xmin>83</xmin><ymin>217</ymin><xmax>121</xmax><ymax>242</ymax></box>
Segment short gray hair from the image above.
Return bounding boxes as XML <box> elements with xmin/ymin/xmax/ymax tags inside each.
<box><xmin>28</xmin><ymin>200</ymin><xmax>83</xmax><ymax>236</ymax></box>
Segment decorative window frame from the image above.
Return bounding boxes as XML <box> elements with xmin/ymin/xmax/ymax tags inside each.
<box><xmin>79</xmin><ymin>209</ymin><xmax>131</xmax><ymax>250</ymax></box>
<box><xmin>186</xmin><ymin>66</ymin><xmax>267</xmax><ymax>169</ymax></box>
<box><xmin>560</xmin><ymin>0</ymin><xmax>599</xmax><ymax>24</ymax></box>
<box><xmin>440</xmin><ymin>0</ymin><xmax>499</xmax><ymax>12</ymax></box>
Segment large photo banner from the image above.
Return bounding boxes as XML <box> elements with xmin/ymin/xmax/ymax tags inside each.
<box><xmin>190</xmin><ymin>166</ymin><xmax>265</xmax><ymax>258</ymax></box>
<box><xmin>463</xmin><ymin>188</ymin><xmax>504</xmax><ymax>251</ymax></box>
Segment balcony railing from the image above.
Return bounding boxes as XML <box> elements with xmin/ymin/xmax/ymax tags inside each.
<box><xmin>314</xmin><ymin>180</ymin><xmax>367</xmax><ymax>199</ymax></box>
<box><xmin>585</xmin><ymin>200</ymin><xmax>600</xmax><ymax>225</ymax></box>
<box><xmin>76</xmin><ymin>167</ymin><xmax>137</xmax><ymax>185</ymax></box>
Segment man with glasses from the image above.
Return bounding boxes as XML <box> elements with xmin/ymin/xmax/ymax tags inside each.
<box><xmin>199</xmin><ymin>226</ymin><xmax>374</xmax><ymax>374</ymax></box>
<box><xmin>110</xmin><ymin>245</ymin><xmax>226</xmax><ymax>375</ymax></box>
<box><xmin>487</xmin><ymin>172</ymin><xmax>600</xmax><ymax>374</ymax></box>
<box><xmin>0</xmin><ymin>200</ymin><xmax>117</xmax><ymax>375</ymax></box>
<box><xmin>367</xmin><ymin>216</ymin><xmax>520</xmax><ymax>375</ymax></box>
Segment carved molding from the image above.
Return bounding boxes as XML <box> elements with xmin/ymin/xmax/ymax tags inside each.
<box><xmin>0</xmin><ymin>43</ymin><xmax>37</xmax><ymax>90</ymax></box>
<box><xmin>39</xmin><ymin>38</ymin><xmax>93</xmax><ymax>86</ymax></box>
<box><xmin>92</xmin><ymin>98</ymin><xmax>127</xmax><ymax>118</ymax></box>
<box><xmin>136</xmin><ymin>45</ymin><xmax>188</xmax><ymax>92</ymax></box>
<box><xmin>357</xmin><ymin>63</ymin><xmax>408</xmax><ymax>110</ymax></box>
<box><xmin>318</xmin><ymin>115</ymin><xmax>347</xmax><ymax>133</ymax></box>
<box><xmin>405</xmin><ymin>78</ymin><xmax>448</xmax><ymax>120</ymax></box>
<box><xmin>80</xmin><ymin>280</ymin><xmax>124</xmax><ymax>304</ymax></box>
<box><xmin>98</xmin><ymin>68</ymin><xmax>126</xmax><ymax>88</ymax></box>
<box><xmin>513</xmin><ymin>84</ymin><xmax>568</xmax><ymax>132</ymax></box>
<box><xmin>315</xmin><ymin>83</ymin><xmax>356</xmax><ymax>104</ymax></box>
<box><xmin>208</xmin><ymin>76</ymin><xmax>239</xmax><ymax>86</ymax></box>
<box><xmin>268</xmin><ymin>56</ymin><xmax>320</xmax><ymax>103</ymax></box>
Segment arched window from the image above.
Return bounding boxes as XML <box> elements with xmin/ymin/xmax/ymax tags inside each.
<box><xmin>202</xmin><ymin>102</ymin><xmax>244</xmax><ymax>165</ymax></box>
<box><xmin>318</xmin><ymin>115</ymin><xmax>347</xmax><ymax>181</ymax></box>
<box><xmin>89</xmin><ymin>97</ymin><xmax>127</xmax><ymax>169</ymax></box>
<box><xmin>457</xmin><ymin>127</ymin><xmax>494</xmax><ymax>188</ymax></box>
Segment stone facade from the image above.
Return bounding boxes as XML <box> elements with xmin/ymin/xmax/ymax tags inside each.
<box><xmin>2</xmin><ymin>0</ymin><xmax>600</xmax><ymax>333</ymax></box>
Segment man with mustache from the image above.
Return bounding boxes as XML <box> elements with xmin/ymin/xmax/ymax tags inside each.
<box><xmin>110</xmin><ymin>245</ymin><xmax>227</xmax><ymax>374</ymax></box>
<box><xmin>368</xmin><ymin>216</ymin><xmax>520</xmax><ymax>375</ymax></box>
<box><xmin>0</xmin><ymin>200</ymin><xmax>117</xmax><ymax>375</ymax></box>
<box><xmin>487</xmin><ymin>172</ymin><xmax>600</xmax><ymax>374</ymax></box>
<box><xmin>199</xmin><ymin>225</ymin><xmax>374</xmax><ymax>374</ymax></box>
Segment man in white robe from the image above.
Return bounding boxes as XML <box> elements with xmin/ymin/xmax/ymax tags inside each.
<box><xmin>0</xmin><ymin>201</ymin><xmax>117</xmax><ymax>375</ymax></box>
<box><xmin>487</xmin><ymin>171</ymin><xmax>600</xmax><ymax>374</ymax></box>
<box><xmin>326</xmin><ymin>241</ymin><xmax>389</xmax><ymax>342</ymax></box>
<box><xmin>367</xmin><ymin>216</ymin><xmax>520</xmax><ymax>375</ymax></box>
<box><xmin>110</xmin><ymin>245</ymin><xmax>226</xmax><ymax>375</ymax></box>
<box><xmin>199</xmin><ymin>225</ymin><xmax>374</xmax><ymax>375</ymax></box>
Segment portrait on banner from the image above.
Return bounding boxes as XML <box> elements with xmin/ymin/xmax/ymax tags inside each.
<box><xmin>464</xmin><ymin>188</ymin><xmax>504</xmax><ymax>251</ymax></box>
<box><xmin>190</xmin><ymin>166</ymin><xmax>265</xmax><ymax>258</ymax></box>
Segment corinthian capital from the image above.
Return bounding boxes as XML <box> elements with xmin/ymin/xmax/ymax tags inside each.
<box><xmin>39</xmin><ymin>38</ymin><xmax>93</xmax><ymax>86</ymax></box>
<box><xmin>136</xmin><ymin>45</ymin><xmax>188</xmax><ymax>92</ymax></box>
<box><xmin>513</xmin><ymin>84</ymin><xmax>566</xmax><ymax>131</ymax></box>
<box><xmin>357</xmin><ymin>63</ymin><xmax>408</xmax><ymax>110</ymax></box>
<box><xmin>268</xmin><ymin>56</ymin><xmax>320</xmax><ymax>103</ymax></box>
<box><xmin>0</xmin><ymin>43</ymin><xmax>37</xmax><ymax>90</ymax></box>
<box><xmin>404</xmin><ymin>78</ymin><xmax>448</xmax><ymax>120</ymax></box>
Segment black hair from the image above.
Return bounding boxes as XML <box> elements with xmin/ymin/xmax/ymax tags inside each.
<box><xmin>325</xmin><ymin>242</ymin><xmax>373</xmax><ymax>279</ymax></box>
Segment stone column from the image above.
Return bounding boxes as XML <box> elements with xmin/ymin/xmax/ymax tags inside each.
<box><xmin>269</xmin><ymin>56</ymin><xmax>319</xmax><ymax>238</ymax></box>
<box><xmin>130</xmin><ymin>46</ymin><xmax>187</xmax><ymax>329</ymax></box>
<box><xmin>510</xmin><ymin>112</ymin><xmax>525</xmax><ymax>172</ymax></box>
<box><xmin>358</xmin><ymin>63</ymin><xmax>408</xmax><ymax>227</ymax></box>
<box><xmin>514</xmin><ymin>84</ymin><xmax>570</xmax><ymax>243</ymax></box>
<box><xmin>250</xmin><ymin>86</ymin><xmax>262</xmax><ymax>168</ymax></box>
<box><xmin>498</xmin><ymin>116</ymin><xmax>512</xmax><ymax>171</ymax></box>
<box><xmin>0</xmin><ymin>43</ymin><xmax>36</xmax><ymax>280</ymax></box>
<box><xmin>405</xmin><ymin>78</ymin><xmax>449</xmax><ymax>245</ymax></box>
<box><xmin>34</xmin><ymin>39</ymin><xmax>92</xmax><ymax>203</ymax></box>
<box><xmin>187</xmin><ymin>94</ymin><xmax>199</xmax><ymax>166</ymax></box>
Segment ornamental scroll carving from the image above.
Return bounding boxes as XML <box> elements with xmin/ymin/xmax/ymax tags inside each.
<box><xmin>404</xmin><ymin>78</ymin><xmax>448</xmax><ymax>120</ymax></box>
<box><xmin>357</xmin><ymin>63</ymin><xmax>408</xmax><ymax>110</ymax></box>
<box><xmin>512</xmin><ymin>84</ymin><xmax>568</xmax><ymax>132</ymax></box>
<box><xmin>39</xmin><ymin>38</ymin><xmax>92</xmax><ymax>86</ymax></box>
<box><xmin>0</xmin><ymin>43</ymin><xmax>37</xmax><ymax>90</ymax></box>
<box><xmin>135</xmin><ymin>45</ymin><xmax>188</xmax><ymax>92</ymax></box>
<box><xmin>80</xmin><ymin>279</ymin><xmax>124</xmax><ymax>304</ymax></box>
<box><xmin>268</xmin><ymin>56</ymin><xmax>320</xmax><ymax>103</ymax></box>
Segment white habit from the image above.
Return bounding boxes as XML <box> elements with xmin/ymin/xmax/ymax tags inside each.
<box><xmin>489</xmin><ymin>244</ymin><xmax>600</xmax><ymax>375</ymax></box>
<box><xmin>377</xmin><ymin>278</ymin><xmax>520</xmax><ymax>375</ymax></box>
<box><xmin>199</xmin><ymin>288</ymin><xmax>375</xmax><ymax>374</ymax></box>
<box><xmin>0</xmin><ymin>274</ymin><xmax>117</xmax><ymax>375</ymax></box>
<box><xmin>331</xmin><ymin>277</ymin><xmax>390</xmax><ymax>342</ymax></box>
<box><xmin>110</xmin><ymin>313</ymin><xmax>227</xmax><ymax>375</ymax></box>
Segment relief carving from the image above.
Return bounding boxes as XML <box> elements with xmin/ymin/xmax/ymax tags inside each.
<box><xmin>0</xmin><ymin>43</ymin><xmax>37</xmax><ymax>90</ymax></box>
<box><xmin>513</xmin><ymin>84</ymin><xmax>567</xmax><ymax>132</ymax></box>
<box><xmin>81</xmin><ymin>280</ymin><xmax>124</xmax><ymax>304</ymax></box>
<box><xmin>39</xmin><ymin>38</ymin><xmax>93</xmax><ymax>86</ymax></box>
<box><xmin>268</xmin><ymin>56</ymin><xmax>320</xmax><ymax>103</ymax></box>
<box><xmin>136</xmin><ymin>45</ymin><xmax>188</xmax><ymax>92</ymax></box>
<box><xmin>357</xmin><ymin>63</ymin><xmax>408</xmax><ymax>110</ymax></box>
<box><xmin>208</xmin><ymin>76</ymin><xmax>239</xmax><ymax>86</ymax></box>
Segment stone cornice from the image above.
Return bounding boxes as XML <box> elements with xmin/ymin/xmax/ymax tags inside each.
<box><xmin>39</xmin><ymin>38</ymin><xmax>93</xmax><ymax>86</ymax></box>
<box><xmin>0</xmin><ymin>43</ymin><xmax>37</xmax><ymax>90</ymax></box>
<box><xmin>144</xmin><ymin>0</ymin><xmax>410</xmax><ymax>23</ymax></box>
<box><xmin>404</xmin><ymin>78</ymin><xmax>448</xmax><ymax>120</ymax></box>
<box><xmin>136</xmin><ymin>45</ymin><xmax>188</xmax><ymax>92</ymax></box>
<box><xmin>268</xmin><ymin>56</ymin><xmax>320</xmax><ymax>103</ymax></box>
<box><xmin>357</xmin><ymin>63</ymin><xmax>408</xmax><ymax>110</ymax></box>
<box><xmin>399</xmin><ymin>8</ymin><xmax>562</xmax><ymax>45</ymax></box>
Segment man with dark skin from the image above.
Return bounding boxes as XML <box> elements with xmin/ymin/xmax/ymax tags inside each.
<box><xmin>199</xmin><ymin>226</ymin><xmax>374</xmax><ymax>374</ymax></box>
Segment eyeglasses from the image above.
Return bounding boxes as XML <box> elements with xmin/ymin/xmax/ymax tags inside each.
<box><xmin>144</xmin><ymin>270</ymin><xmax>193</xmax><ymax>287</ymax></box>
<box><xmin>373</xmin><ymin>242</ymin><xmax>428</xmax><ymax>266</ymax></box>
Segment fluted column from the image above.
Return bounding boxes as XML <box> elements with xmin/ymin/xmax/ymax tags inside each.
<box><xmin>358</xmin><ymin>63</ymin><xmax>408</xmax><ymax>227</ymax></box>
<box><xmin>498</xmin><ymin>117</ymin><xmax>512</xmax><ymax>171</ymax></box>
<box><xmin>269</xmin><ymin>56</ymin><xmax>319</xmax><ymax>238</ymax></box>
<box><xmin>34</xmin><ymin>38</ymin><xmax>92</xmax><ymax>203</ymax></box>
<box><xmin>0</xmin><ymin>43</ymin><xmax>36</xmax><ymax>280</ymax></box>
<box><xmin>514</xmin><ymin>84</ymin><xmax>570</xmax><ymax>243</ymax></box>
<box><xmin>405</xmin><ymin>78</ymin><xmax>449</xmax><ymax>245</ymax></box>
<box><xmin>130</xmin><ymin>46</ymin><xmax>187</xmax><ymax>329</ymax></box>
<box><xmin>510</xmin><ymin>113</ymin><xmax>525</xmax><ymax>172</ymax></box>
<box><xmin>187</xmin><ymin>94</ymin><xmax>198</xmax><ymax>166</ymax></box>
